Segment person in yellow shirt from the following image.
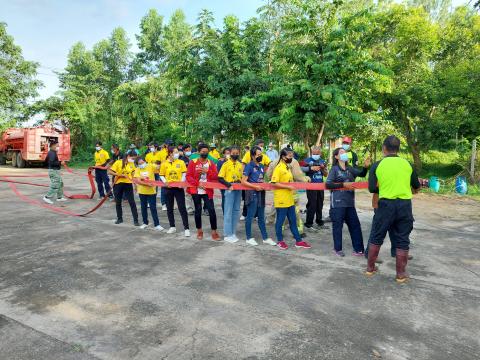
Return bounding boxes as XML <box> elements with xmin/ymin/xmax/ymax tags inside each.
<box><xmin>241</xmin><ymin>139</ymin><xmax>271</xmax><ymax>167</ymax></box>
<box><xmin>157</xmin><ymin>139</ymin><xmax>172</xmax><ymax>210</ymax></box>
<box><xmin>218</xmin><ymin>145</ymin><xmax>243</xmax><ymax>242</ymax></box>
<box><xmin>271</xmin><ymin>148</ymin><xmax>311</xmax><ymax>250</ymax></box>
<box><xmin>108</xmin><ymin>152</ymin><xmax>139</xmax><ymax>226</ymax></box>
<box><xmin>160</xmin><ymin>147</ymin><xmax>190</xmax><ymax>237</ymax></box>
<box><xmin>209</xmin><ymin>143</ymin><xmax>221</xmax><ymax>160</ymax></box>
<box><xmin>134</xmin><ymin>156</ymin><xmax>164</xmax><ymax>231</ymax></box>
<box><xmin>94</xmin><ymin>141</ymin><xmax>112</xmax><ymax>199</ymax></box>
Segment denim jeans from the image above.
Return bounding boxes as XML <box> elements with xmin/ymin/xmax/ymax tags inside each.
<box><xmin>329</xmin><ymin>207</ymin><xmax>364</xmax><ymax>252</ymax></box>
<box><xmin>275</xmin><ymin>206</ymin><xmax>301</xmax><ymax>243</ymax></box>
<box><xmin>139</xmin><ymin>194</ymin><xmax>159</xmax><ymax>227</ymax></box>
<box><xmin>245</xmin><ymin>193</ymin><xmax>268</xmax><ymax>240</ymax></box>
<box><xmin>223</xmin><ymin>190</ymin><xmax>241</xmax><ymax>237</ymax></box>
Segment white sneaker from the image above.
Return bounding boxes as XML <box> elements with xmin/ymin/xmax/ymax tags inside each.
<box><xmin>162</xmin><ymin>205</ymin><xmax>167</xmax><ymax>211</ymax></box>
<box><xmin>246</xmin><ymin>238</ymin><xmax>258</xmax><ymax>246</ymax></box>
<box><xmin>263</xmin><ymin>238</ymin><xmax>277</xmax><ymax>246</ymax></box>
<box><xmin>224</xmin><ymin>236</ymin><xmax>238</xmax><ymax>243</ymax></box>
<box><xmin>239</xmin><ymin>216</ymin><xmax>245</xmax><ymax>221</ymax></box>
<box><xmin>42</xmin><ymin>196</ymin><xmax>53</xmax><ymax>204</ymax></box>
<box><xmin>56</xmin><ymin>197</ymin><xmax>68</xmax><ymax>202</ymax></box>
<box><xmin>232</xmin><ymin>234</ymin><xmax>239</xmax><ymax>241</ymax></box>
<box><xmin>184</xmin><ymin>229</ymin><xmax>191</xmax><ymax>237</ymax></box>
<box><xmin>154</xmin><ymin>225</ymin><xmax>165</xmax><ymax>231</ymax></box>
<box><xmin>167</xmin><ymin>227</ymin><xmax>176</xmax><ymax>234</ymax></box>
<box><xmin>139</xmin><ymin>224</ymin><xmax>149</xmax><ymax>230</ymax></box>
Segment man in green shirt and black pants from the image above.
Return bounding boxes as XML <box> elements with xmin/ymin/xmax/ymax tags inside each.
<box><xmin>365</xmin><ymin>135</ymin><xmax>420</xmax><ymax>283</ymax></box>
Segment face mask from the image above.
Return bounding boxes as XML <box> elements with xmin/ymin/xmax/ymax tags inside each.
<box><xmin>173</xmin><ymin>153</ymin><xmax>180</xmax><ymax>160</ymax></box>
<box><xmin>138</xmin><ymin>163</ymin><xmax>147</xmax><ymax>169</ymax></box>
<box><xmin>342</xmin><ymin>144</ymin><xmax>351</xmax><ymax>151</ymax></box>
<box><xmin>259</xmin><ymin>146</ymin><xmax>264</xmax><ymax>152</ymax></box>
<box><xmin>111</xmin><ymin>149</ymin><xmax>115</xmax><ymax>154</ymax></box>
<box><xmin>231</xmin><ymin>154</ymin><xmax>239</xmax><ymax>161</ymax></box>
<box><xmin>185</xmin><ymin>151</ymin><xmax>192</xmax><ymax>156</ymax></box>
<box><xmin>95</xmin><ymin>146</ymin><xmax>101</xmax><ymax>151</ymax></box>
<box><xmin>339</xmin><ymin>153</ymin><xmax>349</xmax><ymax>162</ymax></box>
<box><xmin>284</xmin><ymin>157</ymin><xmax>292</xmax><ymax>164</ymax></box>
<box><xmin>200</xmin><ymin>153</ymin><xmax>208</xmax><ymax>159</ymax></box>
<box><xmin>225</xmin><ymin>154</ymin><xmax>231</xmax><ymax>159</ymax></box>
<box><xmin>150</xmin><ymin>147</ymin><xmax>156</xmax><ymax>153</ymax></box>
<box><xmin>255</xmin><ymin>155</ymin><xmax>263</xmax><ymax>163</ymax></box>
<box><xmin>312</xmin><ymin>155</ymin><xmax>321</xmax><ymax>161</ymax></box>
<box><xmin>127</xmin><ymin>158</ymin><xmax>135</xmax><ymax>163</ymax></box>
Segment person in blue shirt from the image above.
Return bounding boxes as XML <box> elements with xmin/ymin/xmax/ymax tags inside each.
<box><xmin>241</xmin><ymin>146</ymin><xmax>277</xmax><ymax>247</ymax></box>
<box><xmin>301</xmin><ymin>146</ymin><xmax>328</xmax><ymax>230</ymax></box>
<box><xmin>266</xmin><ymin>142</ymin><xmax>279</xmax><ymax>162</ymax></box>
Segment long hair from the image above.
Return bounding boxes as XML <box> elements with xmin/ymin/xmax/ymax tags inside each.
<box><xmin>332</xmin><ymin>147</ymin><xmax>347</xmax><ymax>166</ymax></box>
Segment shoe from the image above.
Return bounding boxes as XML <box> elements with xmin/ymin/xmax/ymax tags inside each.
<box><xmin>300</xmin><ymin>233</ymin><xmax>307</xmax><ymax>238</ymax></box>
<box><xmin>224</xmin><ymin>236</ymin><xmax>238</xmax><ymax>243</ymax></box>
<box><xmin>211</xmin><ymin>231</ymin><xmax>220</xmax><ymax>241</ymax></box>
<box><xmin>304</xmin><ymin>225</ymin><xmax>318</xmax><ymax>232</ymax></box>
<box><xmin>139</xmin><ymin>224</ymin><xmax>149</xmax><ymax>230</ymax></box>
<box><xmin>115</xmin><ymin>219</ymin><xmax>123</xmax><ymax>225</ymax></box>
<box><xmin>133</xmin><ymin>221</ymin><xmax>140</xmax><ymax>227</ymax></box>
<box><xmin>352</xmin><ymin>251</ymin><xmax>364</xmax><ymax>257</ymax></box>
<box><xmin>366</xmin><ymin>244</ymin><xmax>381</xmax><ymax>273</ymax></box>
<box><xmin>203</xmin><ymin>209</ymin><xmax>209</xmax><ymax>216</ymax></box>
<box><xmin>56</xmin><ymin>197</ymin><xmax>68</xmax><ymax>202</ymax></box>
<box><xmin>232</xmin><ymin>234</ymin><xmax>239</xmax><ymax>241</ymax></box>
<box><xmin>263</xmin><ymin>238</ymin><xmax>277</xmax><ymax>246</ymax></box>
<box><xmin>197</xmin><ymin>229</ymin><xmax>203</xmax><ymax>240</ymax></box>
<box><xmin>167</xmin><ymin>227</ymin><xmax>176</xmax><ymax>234</ymax></box>
<box><xmin>162</xmin><ymin>205</ymin><xmax>167</xmax><ymax>211</ymax></box>
<box><xmin>295</xmin><ymin>241</ymin><xmax>312</xmax><ymax>249</ymax></box>
<box><xmin>395</xmin><ymin>249</ymin><xmax>410</xmax><ymax>283</ymax></box>
<box><xmin>184</xmin><ymin>229</ymin><xmax>191</xmax><ymax>237</ymax></box>
<box><xmin>240</xmin><ymin>215</ymin><xmax>245</xmax><ymax>221</ymax></box>
<box><xmin>42</xmin><ymin>196</ymin><xmax>53</xmax><ymax>204</ymax></box>
<box><xmin>154</xmin><ymin>225</ymin><xmax>165</xmax><ymax>231</ymax></box>
<box><xmin>333</xmin><ymin>250</ymin><xmax>345</xmax><ymax>257</ymax></box>
<box><xmin>277</xmin><ymin>241</ymin><xmax>288</xmax><ymax>250</ymax></box>
<box><xmin>246</xmin><ymin>238</ymin><xmax>258</xmax><ymax>246</ymax></box>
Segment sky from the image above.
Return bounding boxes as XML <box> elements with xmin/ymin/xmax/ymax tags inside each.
<box><xmin>0</xmin><ymin>0</ymin><xmax>471</xmax><ymax>100</ymax></box>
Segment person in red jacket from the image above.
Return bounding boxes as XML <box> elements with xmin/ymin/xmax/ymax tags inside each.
<box><xmin>186</xmin><ymin>143</ymin><xmax>220</xmax><ymax>241</ymax></box>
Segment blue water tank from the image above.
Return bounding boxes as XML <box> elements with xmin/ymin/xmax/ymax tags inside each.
<box><xmin>455</xmin><ymin>176</ymin><xmax>467</xmax><ymax>195</ymax></box>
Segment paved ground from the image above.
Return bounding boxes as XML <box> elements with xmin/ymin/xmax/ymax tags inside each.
<box><xmin>0</xmin><ymin>166</ymin><xmax>479</xmax><ymax>360</ymax></box>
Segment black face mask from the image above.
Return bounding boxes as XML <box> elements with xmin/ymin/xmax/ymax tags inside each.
<box><xmin>231</xmin><ymin>154</ymin><xmax>239</xmax><ymax>161</ymax></box>
<box><xmin>255</xmin><ymin>155</ymin><xmax>263</xmax><ymax>163</ymax></box>
<box><xmin>284</xmin><ymin>157</ymin><xmax>292</xmax><ymax>164</ymax></box>
<box><xmin>200</xmin><ymin>153</ymin><xmax>208</xmax><ymax>159</ymax></box>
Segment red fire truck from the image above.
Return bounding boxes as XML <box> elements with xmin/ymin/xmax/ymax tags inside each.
<box><xmin>0</xmin><ymin>122</ymin><xmax>71</xmax><ymax>167</ymax></box>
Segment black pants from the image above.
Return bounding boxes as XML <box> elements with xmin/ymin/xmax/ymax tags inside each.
<box><xmin>370</xmin><ymin>199</ymin><xmax>414</xmax><ymax>251</ymax></box>
<box><xmin>192</xmin><ymin>194</ymin><xmax>217</xmax><ymax>230</ymax></box>
<box><xmin>113</xmin><ymin>183</ymin><xmax>138</xmax><ymax>222</ymax></box>
<box><xmin>95</xmin><ymin>169</ymin><xmax>111</xmax><ymax>197</ymax></box>
<box><xmin>305</xmin><ymin>190</ymin><xmax>324</xmax><ymax>226</ymax></box>
<box><xmin>365</xmin><ymin>208</ymin><xmax>396</xmax><ymax>258</ymax></box>
<box><xmin>165</xmin><ymin>188</ymin><xmax>189</xmax><ymax>230</ymax></box>
<box><xmin>330</xmin><ymin>207</ymin><xmax>364</xmax><ymax>253</ymax></box>
<box><xmin>139</xmin><ymin>194</ymin><xmax>159</xmax><ymax>226</ymax></box>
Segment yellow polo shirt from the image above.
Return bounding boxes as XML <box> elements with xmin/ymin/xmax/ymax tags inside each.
<box><xmin>270</xmin><ymin>161</ymin><xmax>294</xmax><ymax>208</ymax></box>
<box><xmin>134</xmin><ymin>164</ymin><xmax>157</xmax><ymax>195</ymax></box>
<box><xmin>160</xmin><ymin>159</ymin><xmax>187</xmax><ymax>182</ymax></box>
<box><xmin>242</xmin><ymin>151</ymin><xmax>271</xmax><ymax>166</ymax></box>
<box><xmin>218</xmin><ymin>159</ymin><xmax>243</xmax><ymax>183</ymax></box>
<box><xmin>209</xmin><ymin>149</ymin><xmax>220</xmax><ymax>160</ymax></box>
<box><xmin>157</xmin><ymin>148</ymin><xmax>168</xmax><ymax>163</ymax></box>
<box><xmin>94</xmin><ymin>149</ymin><xmax>110</xmax><ymax>166</ymax></box>
<box><xmin>110</xmin><ymin>160</ymin><xmax>135</xmax><ymax>184</ymax></box>
<box><xmin>145</xmin><ymin>151</ymin><xmax>158</xmax><ymax>164</ymax></box>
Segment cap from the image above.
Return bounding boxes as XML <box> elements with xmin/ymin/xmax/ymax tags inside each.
<box><xmin>210</xmin><ymin>143</ymin><xmax>216</xmax><ymax>148</ymax></box>
<box><xmin>342</xmin><ymin>136</ymin><xmax>352</xmax><ymax>144</ymax></box>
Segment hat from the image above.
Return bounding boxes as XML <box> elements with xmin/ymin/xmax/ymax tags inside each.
<box><xmin>210</xmin><ymin>143</ymin><xmax>216</xmax><ymax>148</ymax></box>
<box><xmin>342</xmin><ymin>136</ymin><xmax>352</xmax><ymax>144</ymax></box>
<box><xmin>129</xmin><ymin>143</ymin><xmax>137</xmax><ymax>149</ymax></box>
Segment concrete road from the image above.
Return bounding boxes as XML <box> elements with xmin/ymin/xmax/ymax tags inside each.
<box><xmin>0</xmin><ymin>166</ymin><xmax>479</xmax><ymax>359</ymax></box>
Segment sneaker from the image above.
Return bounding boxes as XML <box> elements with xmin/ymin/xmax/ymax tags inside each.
<box><xmin>295</xmin><ymin>241</ymin><xmax>312</xmax><ymax>249</ymax></box>
<box><xmin>246</xmin><ymin>238</ymin><xmax>258</xmax><ymax>246</ymax></box>
<box><xmin>232</xmin><ymin>234</ymin><xmax>239</xmax><ymax>241</ymax></box>
<box><xmin>162</xmin><ymin>204</ymin><xmax>167</xmax><ymax>211</ymax></box>
<box><xmin>333</xmin><ymin>250</ymin><xmax>345</xmax><ymax>257</ymax></box>
<box><xmin>352</xmin><ymin>251</ymin><xmax>364</xmax><ymax>257</ymax></box>
<box><xmin>203</xmin><ymin>209</ymin><xmax>209</xmax><ymax>216</ymax></box>
<box><xmin>315</xmin><ymin>220</ymin><xmax>325</xmax><ymax>227</ymax></box>
<box><xmin>277</xmin><ymin>241</ymin><xmax>288</xmax><ymax>250</ymax></box>
<box><xmin>187</xmin><ymin>207</ymin><xmax>194</xmax><ymax>215</ymax></box>
<box><xmin>167</xmin><ymin>227</ymin><xmax>176</xmax><ymax>234</ymax></box>
<box><xmin>184</xmin><ymin>229</ymin><xmax>191</xmax><ymax>237</ymax></box>
<box><xmin>139</xmin><ymin>224</ymin><xmax>149</xmax><ymax>230</ymax></box>
<box><xmin>240</xmin><ymin>215</ymin><xmax>245</xmax><ymax>221</ymax></box>
<box><xmin>224</xmin><ymin>236</ymin><xmax>238</xmax><ymax>243</ymax></box>
<box><xmin>56</xmin><ymin>197</ymin><xmax>68</xmax><ymax>202</ymax></box>
<box><xmin>304</xmin><ymin>225</ymin><xmax>318</xmax><ymax>232</ymax></box>
<box><xmin>263</xmin><ymin>238</ymin><xmax>277</xmax><ymax>246</ymax></box>
<box><xmin>42</xmin><ymin>196</ymin><xmax>53</xmax><ymax>204</ymax></box>
<box><xmin>154</xmin><ymin>225</ymin><xmax>165</xmax><ymax>231</ymax></box>
<box><xmin>115</xmin><ymin>219</ymin><xmax>123</xmax><ymax>225</ymax></box>
<box><xmin>133</xmin><ymin>221</ymin><xmax>140</xmax><ymax>227</ymax></box>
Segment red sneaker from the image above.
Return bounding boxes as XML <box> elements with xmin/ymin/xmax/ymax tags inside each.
<box><xmin>295</xmin><ymin>241</ymin><xmax>312</xmax><ymax>249</ymax></box>
<box><xmin>277</xmin><ymin>241</ymin><xmax>288</xmax><ymax>250</ymax></box>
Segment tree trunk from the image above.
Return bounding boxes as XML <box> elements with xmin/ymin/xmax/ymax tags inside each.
<box><xmin>403</xmin><ymin>115</ymin><xmax>422</xmax><ymax>173</ymax></box>
<box><xmin>315</xmin><ymin>123</ymin><xmax>325</xmax><ymax>147</ymax></box>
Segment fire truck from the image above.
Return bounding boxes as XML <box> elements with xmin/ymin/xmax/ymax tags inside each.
<box><xmin>0</xmin><ymin>122</ymin><xmax>71</xmax><ymax>167</ymax></box>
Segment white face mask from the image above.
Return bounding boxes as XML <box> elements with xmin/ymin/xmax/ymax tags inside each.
<box><xmin>95</xmin><ymin>146</ymin><xmax>101</xmax><ymax>151</ymax></box>
<box><xmin>173</xmin><ymin>153</ymin><xmax>180</xmax><ymax>160</ymax></box>
<box><xmin>138</xmin><ymin>163</ymin><xmax>147</xmax><ymax>169</ymax></box>
<box><xmin>127</xmin><ymin>158</ymin><xmax>135</xmax><ymax>163</ymax></box>
<box><xmin>185</xmin><ymin>151</ymin><xmax>192</xmax><ymax>156</ymax></box>
<box><xmin>150</xmin><ymin>147</ymin><xmax>156</xmax><ymax>153</ymax></box>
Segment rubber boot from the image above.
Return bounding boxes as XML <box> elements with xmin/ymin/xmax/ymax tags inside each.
<box><xmin>395</xmin><ymin>249</ymin><xmax>409</xmax><ymax>283</ymax></box>
<box><xmin>365</xmin><ymin>244</ymin><xmax>381</xmax><ymax>276</ymax></box>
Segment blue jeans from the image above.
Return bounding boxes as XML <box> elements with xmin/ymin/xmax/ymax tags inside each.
<box><xmin>275</xmin><ymin>206</ymin><xmax>301</xmax><ymax>243</ymax></box>
<box><xmin>95</xmin><ymin>169</ymin><xmax>111</xmax><ymax>197</ymax></box>
<box><xmin>223</xmin><ymin>190</ymin><xmax>241</xmax><ymax>237</ymax></box>
<box><xmin>330</xmin><ymin>207</ymin><xmax>364</xmax><ymax>252</ymax></box>
<box><xmin>139</xmin><ymin>194</ymin><xmax>159</xmax><ymax>227</ymax></box>
<box><xmin>245</xmin><ymin>194</ymin><xmax>268</xmax><ymax>240</ymax></box>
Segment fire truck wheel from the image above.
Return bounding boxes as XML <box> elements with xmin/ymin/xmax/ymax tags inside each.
<box><xmin>0</xmin><ymin>154</ymin><xmax>6</xmax><ymax>165</ymax></box>
<box><xmin>11</xmin><ymin>153</ymin><xmax>17</xmax><ymax>167</ymax></box>
<box><xmin>17</xmin><ymin>152</ymin><xmax>26</xmax><ymax>168</ymax></box>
